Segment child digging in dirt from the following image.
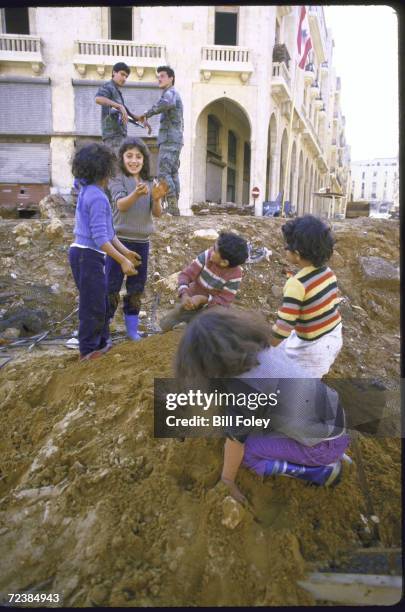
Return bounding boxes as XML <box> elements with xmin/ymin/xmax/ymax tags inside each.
<box><xmin>271</xmin><ymin>214</ymin><xmax>343</xmax><ymax>378</ymax></box>
<box><xmin>106</xmin><ymin>137</ymin><xmax>168</xmax><ymax>340</ymax></box>
<box><xmin>159</xmin><ymin>232</ymin><xmax>249</xmax><ymax>332</ymax></box>
<box><xmin>175</xmin><ymin>308</ymin><xmax>350</xmax><ymax>503</ymax></box>
<box><xmin>69</xmin><ymin>143</ymin><xmax>140</xmax><ymax>360</ymax></box>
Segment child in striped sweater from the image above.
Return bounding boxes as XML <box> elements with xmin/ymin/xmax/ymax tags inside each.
<box><xmin>159</xmin><ymin>232</ymin><xmax>248</xmax><ymax>332</ymax></box>
<box><xmin>271</xmin><ymin>215</ymin><xmax>342</xmax><ymax>378</ymax></box>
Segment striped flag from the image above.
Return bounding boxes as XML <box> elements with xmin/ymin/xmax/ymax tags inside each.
<box><xmin>297</xmin><ymin>6</ymin><xmax>312</xmax><ymax>69</ymax></box>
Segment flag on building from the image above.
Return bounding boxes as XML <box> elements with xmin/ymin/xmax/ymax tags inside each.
<box><xmin>297</xmin><ymin>6</ymin><xmax>312</xmax><ymax>69</ymax></box>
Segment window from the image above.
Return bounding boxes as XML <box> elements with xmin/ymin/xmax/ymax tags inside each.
<box><xmin>373</xmin><ymin>171</ymin><xmax>377</xmax><ymax>177</ymax></box>
<box><xmin>227</xmin><ymin>168</ymin><xmax>236</xmax><ymax>202</ymax></box>
<box><xmin>110</xmin><ymin>7</ymin><xmax>132</xmax><ymax>40</ymax></box>
<box><xmin>228</xmin><ymin>131</ymin><xmax>237</xmax><ymax>165</ymax></box>
<box><xmin>3</xmin><ymin>7</ymin><xmax>29</xmax><ymax>34</ymax></box>
<box><xmin>372</xmin><ymin>181</ymin><xmax>377</xmax><ymax>191</ymax></box>
<box><xmin>207</xmin><ymin>115</ymin><xmax>220</xmax><ymax>156</ymax></box>
<box><xmin>362</xmin><ymin>172</ymin><xmax>365</xmax><ymax>179</ymax></box>
<box><xmin>215</xmin><ymin>7</ymin><xmax>238</xmax><ymax>45</ymax></box>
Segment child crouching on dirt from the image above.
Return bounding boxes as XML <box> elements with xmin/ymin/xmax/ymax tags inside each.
<box><xmin>69</xmin><ymin>143</ymin><xmax>140</xmax><ymax>361</ymax></box>
<box><xmin>159</xmin><ymin>232</ymin><xmax>249</xmax><ymax>332</ymax></box>
<box><xmin>175</xmin><ymin>308</ymin><xmax>349</xmax><ymax>503</ymax></box>
<box><xmin>271</xmin><ymin>214</ymin><xmax>343</xmax><ymax>378</ymax></box>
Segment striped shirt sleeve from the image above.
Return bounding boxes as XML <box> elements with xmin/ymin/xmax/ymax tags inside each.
<box><xmin>210</xmin><ymin>273</ymin><xmax>242</xmax><ymax>307</ymax></box>
<box><xmin>272</xmin><ymin>276</ymin><xmax>305</xmax><ymax>339</ymax></box>
<box><xmin>178</xmin><ymin>250</ymin><xmax>206</xmax><ymax>296</ymax></box>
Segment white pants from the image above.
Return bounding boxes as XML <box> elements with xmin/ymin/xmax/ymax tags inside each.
<box><xmin>278</xmin><ymin>323</ymin><xmax>343</xmax><ymax>378</ymax></box>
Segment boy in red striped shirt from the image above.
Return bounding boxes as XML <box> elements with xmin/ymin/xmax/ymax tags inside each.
<box><xmin>271</xmin><ymin>215</ymin><xmax>342</xmax><ymax>377</ymax></box>
<box><xmin>159</xmin><ymin>232</ymin><xmax>248</xmax><ymax>332</ymax></box>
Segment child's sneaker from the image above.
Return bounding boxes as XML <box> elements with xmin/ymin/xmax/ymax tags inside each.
<box><xmin>264</xmin><ymin>459</ymin><xmax>342</xmax><ymax>487</ymax></box>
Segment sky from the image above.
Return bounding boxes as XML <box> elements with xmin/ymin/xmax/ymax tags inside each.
<box><xmin>323</xmin><ymin>5</ymin><xmax>399</xmax><ymax>162</ymax></box>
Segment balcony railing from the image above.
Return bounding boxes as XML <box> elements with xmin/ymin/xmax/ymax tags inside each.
<box><xmin>310</xmin><ymin>80</ymin><xmax>320</xmax><ymax>98</ymax></box>
<box><xmin>272</xmin><ymin>61</ymin><xmax>291</xmax><ymax>90</ymax></box>
<box><xmin>271</xmin><ymin>61</ymin><xmax>292</xmax><ymax>104</ymax></box>
<box><xmin>0</xmin><ymin>34</ymin><xmax>44</xmax><ymax>73</ymax></box>
<box><xmin>73</xmin><ymin>39</ymin><xmax>166</xmax><ymax>76</ymax></box>
<box><xmin>200</xmin><ymin>45</ymin><xmax>253</xmax><ymax>82</ymax></box>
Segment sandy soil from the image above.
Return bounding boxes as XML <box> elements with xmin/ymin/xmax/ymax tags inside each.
<box><xmin>0</xmin><ymin>214</ymin><xmax>401</xmax><ymax>607</ymax></box>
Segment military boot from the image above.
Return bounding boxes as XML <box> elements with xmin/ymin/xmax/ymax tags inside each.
<box><xmin>166</xmin><ymin>196</ymin><xmax>180</xmax><ymax>216</ymax></box>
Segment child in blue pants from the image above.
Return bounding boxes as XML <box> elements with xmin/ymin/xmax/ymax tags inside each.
<box><xmin>106</xmin><ymin>137</ymin><xmax>167</xmax><ymax>340</ymax></box>
<box><xmin>69</xmin><ymin>143</ymin><xmax>140</xmax><ymax>360</ymax></box>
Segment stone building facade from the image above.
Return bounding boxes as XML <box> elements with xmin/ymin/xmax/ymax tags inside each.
<box><xmin>350</xmin><ymin>158</ymin><xmax>399</xmax><ymax>211</ymax></box>
<box><xmin>0</xmin><ymin>5</ymin><xmax>350</xmax><ymax>216</ymax></box>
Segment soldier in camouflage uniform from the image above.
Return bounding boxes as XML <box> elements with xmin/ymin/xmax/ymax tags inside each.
<box><xmin>136</xmin><ymin>66</ymin><xmax>183</xmax><ymax>216</ymax></box>
<box><xmin>95</xmin><ymin>62</ymin><xmax>134</xmax><ymax>155</ymax></box>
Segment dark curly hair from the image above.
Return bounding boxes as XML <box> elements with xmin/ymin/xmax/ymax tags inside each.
<box><xmin>174</xmin><ymin>307</ymin><xmax>271</xmax><ymax>385</ymax></box>
<box><xmin>72</xmin><ymin>142</ymin><xmax>116</xmax><ymax>184</ymax></box>
<box><xmin>217</xmin><ymin>232</ymin><xmax>249</xmax><ymax>267</ymax></box>
<box><xmin>282</xmin><ymin>214</ymin><xmax>335</xmax><ymax>267</ymax></box>
<box><xmin>118</xmin><ymin>137</ymin><xmax>151</xmax><ymax>180</ymax></box>
<box><xmin>157</xmin><ymin>65</ymin><xmax>175</xmax><ymax>85</ymax></box>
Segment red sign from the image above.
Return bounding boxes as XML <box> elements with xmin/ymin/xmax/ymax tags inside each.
<box><xmin>251</xmin><ymin>186</ymin><xmax>260</xmax><ymax>198</ymax></box>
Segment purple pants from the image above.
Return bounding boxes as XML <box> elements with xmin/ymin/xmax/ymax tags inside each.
<box><xmin>69</xmin><ymin>246</ymin><xmax>109</xmax><ymax>356</ymax></box>
<box><xmin>243</xmin><ymin>434</ymin><xmax>350</xmax><ymax>477</ymax></box>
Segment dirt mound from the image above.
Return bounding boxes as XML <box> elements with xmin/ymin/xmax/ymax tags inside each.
<box><xmin>0</xmin><ymin>215</ymin><xmax>401</xmax><ymax>606</ymax></box>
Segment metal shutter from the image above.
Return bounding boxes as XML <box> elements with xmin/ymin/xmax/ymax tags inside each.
<box><xmin>0</xmin><ymin>143</ymin><xmax>50</xmax><ymax>183</ymax></box>
<box><xmin>73</xmin><ymin>81</ymin><xmax>161</xmax><ymax>137</ymax></box>
<box><xmin>0</xmin><ymin>78</ymin><xmax>52</xmax><ymax>135</ymax></box>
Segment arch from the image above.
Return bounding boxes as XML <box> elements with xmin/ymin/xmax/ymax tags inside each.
<box><xmin>309</xmin><ymin>165</ymin><xmax>314</xmax><ymax>213</ymax></box>
<box><xmin>279</xmin><ymin>128</ymin><xmax>288</xmax><ymax>196</ymax></box>
<box><xmin>297</xmin><ymin>150</ymin><xmax>304</xmax><ymax>215</ymax></box>
<box><xmin>193</xmin><ymin>97</ymin><xmax>251</xmax><ymax>205</ymax></box>
<box><xmin>266</xmin><ymin>113</ymin><xmax>277</xmax><ymax>201</ymax></box>
<box><xmin>303</xmin><ymin>158</ymin><xmax>309</xmax><ymax>213</ymax></box>
<box><xmin>289</xmin><ymin>140</ymin><xmax>297</xmax><ymax>210</ymax></box>
<box><xmin>194</xmin><ymin>95</ymin><xmax>253</xmax><ymax>138</ymax></box>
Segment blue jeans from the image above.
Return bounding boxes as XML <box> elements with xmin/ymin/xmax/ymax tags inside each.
<box><xmin>69</xmin><ymin>246</ymin><xmax>109</xmax><ymax>356</ymax></box>
<box><xmin>106</xmin><ymin>239</ymin><xmax>149</xmax><ymax>318</ymax></box>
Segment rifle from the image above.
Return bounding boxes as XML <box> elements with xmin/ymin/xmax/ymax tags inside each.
<box><xmin>110</xmin><ymin>107</ymin><xmax>152</xmax><ymax>134</ymax></box>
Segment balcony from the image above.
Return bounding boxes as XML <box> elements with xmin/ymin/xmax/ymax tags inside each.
<box><xmin>299</xmin><ymin>104</ymin><xmax>327</xmax><ymax>168</ymax></box>
<box><xmin>271</xmin><ymin>61</ymin><xmax>292</xmax><ymax>102</ymax></box>
<box><xmin>304</xmin><ymin>63</ymin><xmax>315</xmax><ymax>85</ymax></box>
<box><xmin>310</xmin><ymin>80</ymin><xmax>320</xmax><ymax>99</ymax></box>
<box><xmin>314</xmin><ymin>96</ymin><xmax>324</xmax><ymax>110</ymax></box>
<box><xmin>200</xmin><ymin>45</ymin><xmax>253</xmax><ymax>83</ymax></box>
<box><xmin>308</xmin><ymin>6</ymin><xmax>327</xmax><ymax>63</ymax></box>
<box><xmin>73</xmin><ymin>40</ymin><xmax>166</xmax><ymax>77</ymax></box>
<box><xmin>0</xmin><ymin>34</ymin><xmax>44</xmax><ymax>74</ymax></box>
<box><xmin>320</xmin><ymin>61</ymin><xmax>329</xmax><ymax>74</ymax></box>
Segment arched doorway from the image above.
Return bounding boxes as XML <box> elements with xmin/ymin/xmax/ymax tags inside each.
<box><xmin>279</xmin><ymin>128</ymin><xmax>288</xmax><ymax>197</ymax></box>
<box><xmin>303</xmin><ymin>158</ymin><xmax>309</xmax><ymax>212</ymax></box>
<box><xmin>193</xmin><ymin>98</ymin><xmax>251</xmax><ymax>205</ymax></box>
<box><xmin>265</xmin><ymin>114</ymin><xmax>277</xmax><ymax>201</ymax></box>
<box><xmin>297</xmin><ymin>150</ymin><xmax>304</xmax><ymax>215</ymax></box>
<box><xmin>309</xmin><ymin>165</ymin><xmax>314</xmax><ymax>213</ymax></box>
<box><xmin>289</xmin><ymin>141</ymin><xmax>297</xmax><ymax>211</ymax></box>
